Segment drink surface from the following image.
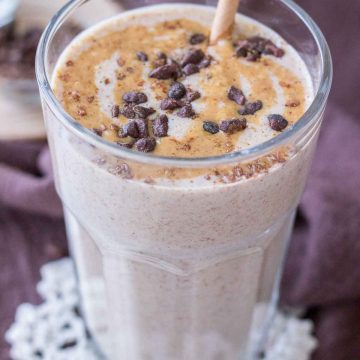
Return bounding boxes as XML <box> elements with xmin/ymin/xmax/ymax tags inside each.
<box><xmin>53</xmin><ymin>4</ymin><xmax>313</xmax><ymax>158</ymax></box>
<box><xmin>47</xmin><ymin>4</ymin><xmax>320</xmax><ymax>359</ymax></box>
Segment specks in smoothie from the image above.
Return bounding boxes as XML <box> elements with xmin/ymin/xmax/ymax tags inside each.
<box><xmin>86</xmin><ymin>96</ymin><xmax>95</xmax><ymax>103</ymax></box>
<box><xmin>66</xmin><ymin>60</ymin><xmax>74</xmax><ymax>67</ymax></box>
<box><xmin>219</xmin><ymin>118</ymin><xmax>247</xmax><ymax>134</ymax></box>
<box><xmin>77</xmin><ymin>106</ymin><xmax>87</xmax><ymax>117</ymax></box>
<box><xmin>227</xmin><ymin>86</ymin><xmax>246</xmax><ymax>105</ymax></box>
<box><xmin>238</xmin><ymin>100</ymin><xmax>263</xmax><ymax>115</ymax></box>
<box><xmin>285</xmin><ymin>100</ymin><xmax>300</xmax><ymax>108</ymax></box>
<box><xmin>203</xmin><ymin>121</ymin><xmax>219</xmax><ymax>134</ymax></box>
<box><xmin>268</xmin><ymin>114</ymin><xmax>288</xmax><ymax>131</ymax></box>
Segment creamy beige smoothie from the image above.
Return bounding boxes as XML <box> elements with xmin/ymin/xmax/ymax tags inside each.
<box><xmin>49</xmin><ymin>4</ymin><xmax>316</xmax><ymax>360</ymax></box>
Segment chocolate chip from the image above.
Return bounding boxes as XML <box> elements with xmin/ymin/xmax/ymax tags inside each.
<box><xmin>219</xmin><ymin>118</ymin><xmax>247</xmax><ymax>134</ymax></box>
<box><xmin>203</xmin><ymin>121</ymin><xmax>219</xmax><ymax>134</ymax></box>
<box><xmin>228</xmin><ymin>86</ymin><xmax>246</xmax><ymax>105</ymax></box>
<box><xmin>168</xmin><ymin>82</ymin><xmax>186</xmax><ymax>100</ymax></box>
<box><xmin>117</xmin><ymin>140</ymin><xmax>135</xmax><ymax>149</ymax></box>
<box><xmin>87</xmin><ymin>96</ymin><xmax>95</xmax><ymax>103</ymax></box>
<box><xmin>133</xmin><ymin>105</ymin><xmax>155</xmax><ymax>119</ymax></box>
<box><xmin>238</xmin><ymin>100</ymin><xmax>263</xmax><ymax>115</ymax></box>
<box><xmin>136</xmin><ymin>51</ymin><xmax>148</xmax><ymax>62</ymax></box>
<box><xmin>122</xmin><ymin>91</ymin><xmax>148</xmax><ymax>104</ymax></box>
<box><xmin>77</xmin><ymin>107</ymin><xmax>87</xmax><ymax>116</ymax></box>
<box><xmin>135</xmin><ymin>137</ymin><xmax>157</xmax><ymax>152</ymax></box>
<box><xmin>135</xmin><ymin>118</ymin><xmax>149</xmax><ymax>138</ymax></box>
<box><xmin>263</xmin><ymin>43</ymin><xmax>285</xmax><ymax>58</ymax></box>
<box><xmin>66</xmin><ymin>60</ymin><xmax>74</xmax><ymax>67</ymax></box>
<box><xmin>268</xmin><ymin>114</ymin><xmax>288</xmax><ymax>131</ymax></box>
<box><xmin>186</xmin><ymin>90</ymin><xmax>201</xmax><ymax>102</ymax></box>
<box><xmin>160</xmin><ymin>98</ymin><xmax>183</xmax><ymax>110</ymax></box>
<box><xmin>177</xmin><ymin>104</ymin><xmax>195</xmax><ymax>118</ymax></box>
<box><xmin>234</xmin><ymin>36</ymin><xmax>284</xmax><ymax>61</ymax></box>
<box><xmin>111</xmin><ymin>105</ymin><xmax>120</xmax><ymax>118</ymax></box>
<box><xmin>181</xmin><ymin>49</ymin><xmax>205</xmax><ymax>67</ymax></box>
<box><xmin>198</xmin><ymin>55</ymin><xmax>212</xmax><ymax>69</ymax></box>
<box><xmin>120</xmin><ymin>104</ymin><xmax>136</xmax><ymax>119</ymax></box>
<box><xmin>189</xmin><ymin>33</ymin><xmax>206</xmax><ymax>45</ymax></box>
<box><xmin>149</xmin><ymin>64</ymin><xmax>178</xmax><ymax>80</ymax></box>
<box><xmin>152</xmin><ymin>114</ymin><xmax>169</xmax><ymax>137</ymax></box>
<box><xmin>182</xmin><ymin>63</ymin><xmax>199</xmax><ymax>76</ymax></box>
<box><xmin>123</xmin><ymin>120</ymin><xmax>140</xmax><ymax>138</ymax></box>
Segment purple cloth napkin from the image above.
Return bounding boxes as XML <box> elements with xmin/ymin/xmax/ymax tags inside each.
<box><xmin>0</xmin><ymin>141</ymin><xmax>67</xmax><ymax>360</ymax></box>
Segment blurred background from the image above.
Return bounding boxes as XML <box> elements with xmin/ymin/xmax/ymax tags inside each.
<box><xmin>0</xmin><ymin>0</ymin><xmax>359</xmax><ymax>359</ymax></box>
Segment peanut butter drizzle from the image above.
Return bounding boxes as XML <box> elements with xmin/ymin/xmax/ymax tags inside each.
<box><xmin>54</xmin><ymin>18</ymin><xmax>307</xmax><ymax>159</ymax></box>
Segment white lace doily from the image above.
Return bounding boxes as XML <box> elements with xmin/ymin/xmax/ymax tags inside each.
<box><xmin>5</xmin><ymin>258</ymin><xmax>317</xmax><ymax>360</ymax></box>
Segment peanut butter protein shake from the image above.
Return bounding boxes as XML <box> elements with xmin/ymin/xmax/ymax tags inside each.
<box><xmin>48</xmin><ymin>3</ymin><xmax>318</xmax><ymax>360</ymax></box>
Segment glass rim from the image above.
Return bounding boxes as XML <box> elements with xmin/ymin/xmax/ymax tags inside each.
<box><xmin>36</xmin><ymin>0</ymin><xmax>332</xmax><ymax>167</ymax></box>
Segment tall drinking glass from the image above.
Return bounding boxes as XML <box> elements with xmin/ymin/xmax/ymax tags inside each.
<box><xmin>36</xmin><ymin>0</ymin><xmax>332</xmax><ymax>359</ymax></box>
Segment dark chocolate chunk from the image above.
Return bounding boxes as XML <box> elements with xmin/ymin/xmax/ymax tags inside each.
<box><xmin>149</xmin><ymin>64</ymin><xmax>178</xmax><ymax>80</ymax></box>
<box><xmin>135</xmin><ymin>118</ymin><xmax>149</xmax><ymax>138</ymax></box>
<box><xmin>189</xmin><ymin>33</ymin><xmax>206</xmax><ymax>45</ymax></box>
<box><xmin>123</xmin><ymin>120</ymin><xmax>140</xmax><ymax>138</ymax></box>
<box><xmin>228</xmin><ymin>86</ymin><xmax>246</xmax><ymax>105</ymax></box>
<box><xmin>234</xmin><ymin>36</ymin><xmax>284</xmax><ymax>61</ymax></box>
<box><xmin>152</xmin><ymin>114</ymin><xmax>169</xmax><ymax>137</ymax></box>
<box><xmin>181</xmin><ymin>49</ymin><xmax>205</xmax><ymax>67</ymax></box>
<box><xmin>120</xmin><ymin>104</ymin><xmax>136</xmax><ymax>119</ymax></box>
<box><xmin>182</xmin><ymin>63</ymin><xmax>199</xmax><ymax>76</ymax></box>
<box><xmin>111</xmin><ymin>105</ymin><xmax>120</xmax><ymax>118</ymax></box>
<box><xmin>238</xmin><ymin>100</ymin><xmax>263</xmax><ymax>115</ymax></box>
<box><xmin>203</xmin><ymin>121</ymin><xmax>219</xmax><ymax>134</ymax></box>
<box><xmin>160</xmin><ymin>98</ymin><xmax>183</xmax><ymax>110</ymax></box>
<box><xmin>198</xmin><ymin>55</ymin><xmax>212</xmax><ymax>69</ymax></box>
<box><xmin>186</xmin><ymin>90</ymin><xmax>201</xmax><ymax>102</ymax></box>
<box><xmin>263</xmin><ymin>43</ymin><xmax>285</xmax><ymax>58</ymax></box>
<box><xmin>136</xmin><ymin>51</ymin><xmax>148</xmax><ymax>62</ymax></box>
<box><xmin>168</xmin><ymin>82</ymin><xmax>186</xmax><ymax>100</ymax></box>
<box><xmin>219</xmin><ymin>118</ymin><xmax>247</xmax><ymax>134</ymax></box>
<box><xmin>135</xmin><ymin>137</ymin><xmax>157</xmax><ymax>152</ymax></box>
<box><xmin>268</xmin><ymin>114</ymin><xmax>288</xmax><ymax>131</ymax></box>
<box><xmin>122</xmin><ymin>91</ymin><xmax>148</xmax><ymax>105</ymax></box>
<box><xmin>177</xmin><ymin>104</ymin><xmax>195</xmax><ymax>118</ymax></box>
<box><xmin>133</xmin><ymin>105</ymin><xmax>155</xmax><ymax>118</ymax></box>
